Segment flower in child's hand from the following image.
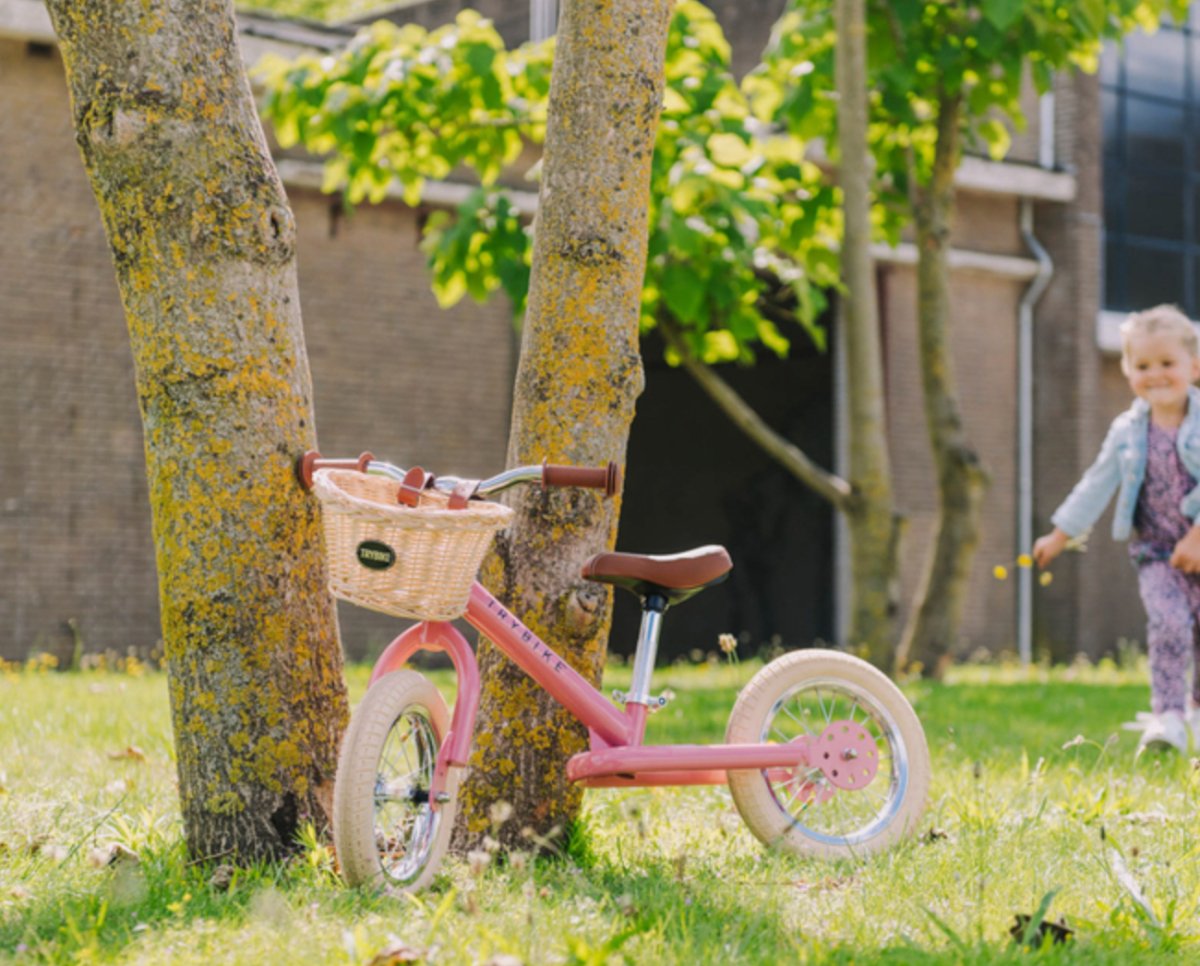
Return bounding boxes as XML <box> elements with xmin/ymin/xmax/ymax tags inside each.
<box><xmin>1039</xmin><ymin>572</ymin><xmax>1053</xmax><ymax>587</ymax></box>
<box><xmin>1065</xmin><ymin>533</ymin><xmax>1089</xmax><ymax>553</ymax></box>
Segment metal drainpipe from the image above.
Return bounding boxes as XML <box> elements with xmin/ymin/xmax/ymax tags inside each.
<box><xmin>1017</xmin><ymin>90</ymin><xmax>1057</xmax><ymax>665</ymax></box>
<box><xmin>530</xmin><ymin>0</ymin><xmax>557</xmax><ymax>42</ymax></box>
<box><xmin>1018</xmin><ymin>200</ymin><xmax>1053</xmax><ymax>665</ymax></box>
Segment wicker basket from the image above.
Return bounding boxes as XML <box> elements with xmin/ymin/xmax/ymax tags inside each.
<box><xmin>312</xmin><ymin>468</ymin><xmax>513</xmax><ymax>621</ymax></box>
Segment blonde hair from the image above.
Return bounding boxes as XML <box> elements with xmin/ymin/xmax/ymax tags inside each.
<box><xmin>1120</xmin><ymin>304</ymin><xmax>1199</xmax><ymax>372</ymax></box>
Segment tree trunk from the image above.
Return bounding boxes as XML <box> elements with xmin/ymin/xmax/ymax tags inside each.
<box><xmin>453</xmin><ymin>0</ymin><xmax>672</xmax><ymax>851</ymax></box>
<box><xmin>895</xmin><ymin>90</ymin><xmax>990</xmax><ymax>678</ymax></box>
<box><xmin>46</xmin><ymin>0</ymin><xmax>348</xmax><ymax>860</ymax></box>
<box><xmin>835</xmin><ymin>0</ymin><xmax>902</xmax><ymax>670</ymax></box>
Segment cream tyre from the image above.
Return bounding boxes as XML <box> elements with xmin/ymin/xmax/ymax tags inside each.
<box><xmin>333</xmin><ymin>670</ymin><xmax>459</xmax><ymax>894</ymax></box>
<box><xmin>726</xmin><ymin>649</ymin><xmax>930</xmax><ymax>859</ymax></box>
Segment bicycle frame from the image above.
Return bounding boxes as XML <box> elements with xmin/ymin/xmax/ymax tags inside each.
<box><xmin>368</xmin><ymin>582</ymin><xmax>813</xmax><ymax>805</ymax></box>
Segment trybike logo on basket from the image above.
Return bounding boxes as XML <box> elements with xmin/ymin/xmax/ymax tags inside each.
<box><xmin>355</xmin><ymin>540</ymin><xmax>396</xmax><ymax>571</ymax></box>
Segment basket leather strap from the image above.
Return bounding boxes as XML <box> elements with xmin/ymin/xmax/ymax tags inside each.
<box><xmin>397</xmin><ymin>467</ymin><xmax>431</xmax><ymax>507</ymax></box>
<box><xmin>448</xmin><ymin>479</ymin><xmax>478</xmax><ymax>510</ymax></box>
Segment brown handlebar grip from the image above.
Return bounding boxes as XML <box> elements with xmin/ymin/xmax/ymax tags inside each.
<box><xmin>297</xmin><ymin>451</ymin><xmax>374</xmax><ymax>490</ymax></box>
<box><xmin>541</xmin><ymin>461</ymin><xmax>620</xmax><ymax>497</ymax></box>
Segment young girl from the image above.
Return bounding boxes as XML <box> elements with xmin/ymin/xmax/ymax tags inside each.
<box><xmin>1033</xmin><ymin>304</ymin><xmax>1200</xmax><ymax>754</ymax></box>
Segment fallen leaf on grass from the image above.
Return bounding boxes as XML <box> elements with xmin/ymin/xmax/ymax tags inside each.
<box><xmin>1009</xmin><ymin>914</ymin><xmax>1073</xmax><ymax>948</ymax></box>
<box><xmin>367</xmin><ymin>939</ymin><xmax>428</xmax><ymax>965</ymax></box>
<box><xmin>1120</xmin><ymin>810</ymin><xmax>1172</xmax><ymax>825</ymax></box>
<box><xmin>88</xmin><ymin>843</ymin><xmax>141</xmax><ymax>869</ymax></box>
<box><xmin>1009</xmin><ymin>889</ymin><xmax>1072</xmax><ymax>949</ymax></box>
<box><xmin>793</xmin><ymin>876</ymin><xmax>854</xmax><ymax>894</ymax></box>
<box><xmin>107</xmin><ymin>746</ymin><xmax>146</xmax><ymax>762</ymax></box>
<box><xmin>41</xmin><ymin>844</ymin><xmax>68</xmax><ymax>863</ymax></box>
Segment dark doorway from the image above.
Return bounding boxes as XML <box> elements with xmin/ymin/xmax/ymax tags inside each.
<box><xmin>609</xmin><ymin>327</ymin><xmax>835</xmax><ymax>661</ymax></box>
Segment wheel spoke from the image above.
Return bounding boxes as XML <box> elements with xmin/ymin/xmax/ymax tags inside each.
<box><xmin>372</xmin><ymin>708</ymin><xmax>441</xmax><ymax>884</ymax></box>
<box><xmin>778</xmin><ymin>701</ymin><xmax>812</xmax><ymax>736</ymax></box>
<box><xmin>751</xmin><ymin>676</ymin><xmax>911</xmax><ymax>844</ymax></box>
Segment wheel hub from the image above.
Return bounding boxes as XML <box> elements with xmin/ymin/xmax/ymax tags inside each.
<box><xmin>814</xmin><ymin>720</ymin><xmax>879</xmax><ymax>790</ymax></box>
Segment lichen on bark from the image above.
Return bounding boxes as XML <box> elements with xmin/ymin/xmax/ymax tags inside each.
<box><xmin>46</xmin><ymin>0</ymin><xmax>347</xmax><ymax>861</ymax></box>
<box><xmin>453</xmin><ymin>0</ymin><xmax>673</xmax><ymax>852</ymax></box>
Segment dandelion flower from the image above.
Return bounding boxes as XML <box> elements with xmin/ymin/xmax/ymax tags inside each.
<box><xmin>993</xmin><ymin>565</ymin><xmax>1008</xmax><ymax>581</ymax></box>
<box><xmin>1017</xmin><ymin>554</ymin><xmax>1033</xmax><ymax>568</ymax></box>
<box><xmin>718</xmin><ymin>633</ymin><xmax>737</xmax><ymax>655</ymax></box>
<box><xmin>1039</xmin><ymin>571</ymin><xmax>1053</xmax><ymax>587</ymax></box>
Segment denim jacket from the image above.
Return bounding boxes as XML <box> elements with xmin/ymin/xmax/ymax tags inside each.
<box><xmin>1052</xmin><ymin>386</ymin><xmax>1200</xmax><ymax>541</ymax></box>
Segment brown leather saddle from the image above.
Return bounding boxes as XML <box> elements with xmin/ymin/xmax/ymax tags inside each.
<box><xmin>582</xmin><ymin>545</ymin><xmax>732</xmax><ymax>607</ymax></box>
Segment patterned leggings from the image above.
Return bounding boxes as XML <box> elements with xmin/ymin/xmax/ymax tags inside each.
<box><xmin>1137</xmin><ymin>560</ymin><xmax>1200</xmax><ymax>714</ymax></box>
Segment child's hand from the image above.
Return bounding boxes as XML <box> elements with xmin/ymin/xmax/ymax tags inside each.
<box><xmin>1170</xmin><ymin>525</ymin><xmax>1200</xmax><ymax>573</ymax></box>
<box><xmin>1032</xmin><ymin>529</ymin><xmax>1069</xmax><ymax>569</ymax></box>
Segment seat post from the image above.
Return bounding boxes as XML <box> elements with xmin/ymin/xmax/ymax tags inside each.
<box><xmin>626</xmin><ymin>593</ymin><xmax>667</xmax><ymax>707</ymax></box>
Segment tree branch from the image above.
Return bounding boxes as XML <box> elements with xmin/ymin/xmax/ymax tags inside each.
<box><xmin>660</xmin><ymin>319</ymin><xmax>854</xmax><ymax>511</ymax></box>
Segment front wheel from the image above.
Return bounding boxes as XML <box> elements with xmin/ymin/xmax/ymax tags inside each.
<box><xmin>726</xmin><ymin>649</ymin><xmax>930</xmax><ymax>860</ymax></box>
<box><xmin>333</xmin><ymin>670</ymin><xmax>459</xmax><ymax>894</ymax></box>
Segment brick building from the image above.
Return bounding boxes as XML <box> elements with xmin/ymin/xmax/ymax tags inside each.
<box><xmin>0</xmin><ymin>0</ymin><xmax>1184</xmax><ymax>664</ymax></box>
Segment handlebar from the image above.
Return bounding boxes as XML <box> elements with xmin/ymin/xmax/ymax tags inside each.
<box><xmin>542</xmin><ymin>461</ymin><xmax>620</xmax><ymax>495</ymax></box>
<box><xmin>298</xmin><ymin>451</ymin><xmax>620</xmax><ymax>500</ymax></box>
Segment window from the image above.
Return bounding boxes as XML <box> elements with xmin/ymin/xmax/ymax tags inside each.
<box><xmin>1102</xmin><ymin>8</ymin><xmax>1200</xmax><ymax>316</ymax></box>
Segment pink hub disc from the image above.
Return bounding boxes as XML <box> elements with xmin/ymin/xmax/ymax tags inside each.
<box><xmin>814</xmin><ymin>720</ymin><xmax>879</xmax><ymax>790</ymax></box>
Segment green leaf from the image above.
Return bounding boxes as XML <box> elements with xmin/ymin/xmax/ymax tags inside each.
<box><xmin>464</xmin><ymin>41</ymin><xmax>497</xmax><ymax>77</ymax></box>
<box><xmin>708</xmin><ymin>132</ymin><xmax>753</xmax><ymax>169</ymax></box>
<box><xmin>701</xmin><ymin>330</ymin><xmax>740</xmax><ymax>363</ymax></box>
<box><xmin>661</xmin><ymin>261</ymin><xmax>705</xmax><ymax>324</ymax></box>
<box><xmin>983</xmin><ymin>0</ymin><xmax>1025</xmax><ymax>31</ymax></box>
<box><xmin>977</xmin><ymin>118</ymin><xmax>1012</xmax><ymax>160</ymax></box>
<box><xmin>432</xmin><ymin>270</ymin><xmax>468</xmax><ymax>309</ymax></box>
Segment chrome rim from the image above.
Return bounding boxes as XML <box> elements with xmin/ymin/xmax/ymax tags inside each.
<box><xmin>373</xmin><ymin>707</ymin><xmax>441</xmax><ymax>885</ymax></box>
<box><xmin>759</xmin><ymin>676</ymin><xmax>909</xmax><ymax>847</ymax></box>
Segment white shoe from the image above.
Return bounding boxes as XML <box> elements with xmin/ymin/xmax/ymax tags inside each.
<box><xmin>1188</xmin><ymin>707</ymin><xmax>1200</xmax><ymax>748</ymax></box>
<box><xmin>1136</xmin><ymin>711</ymin><xmax>1189</xmax><ymax>755</ymax></box>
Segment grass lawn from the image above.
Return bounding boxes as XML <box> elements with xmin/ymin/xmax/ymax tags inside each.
<box><xmin>1</xmin><ymin>655</ymin><xmax>1198</xmax><ymax>963</ymax></box>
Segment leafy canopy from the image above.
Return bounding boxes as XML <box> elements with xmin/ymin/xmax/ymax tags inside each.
<box><xmin>259</xmin><ymin>0</ymin><xmax>1188</xmax><ymax>364</ymax></box>
<box><xmin>259</xmin><ymin>3</ymin><xmax>836</xmax><ymax>364</ymax></box>
<box><xmin>749</xmin><ymin>0</ymin><xmax>1188</xmax><ymax>206</ymax></box>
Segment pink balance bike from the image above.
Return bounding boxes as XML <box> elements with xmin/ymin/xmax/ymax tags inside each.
<box><xmin>300</xmin><ymin>451</ymin><xmax>931</xmax><ymax>894</ymax></box>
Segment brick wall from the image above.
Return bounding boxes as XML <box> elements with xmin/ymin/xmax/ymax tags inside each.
<box><xmin>0</xmin><ymin>38</ymin><xmax>514</xmax><ymax>662</ymax></box>
<box><xmin>881</xmin><ymin>236</ymin><xmax>1023</xmax><ymax>657</ymax></box>
<box><xmin>1033</xmin><ymin>69</ymin><xmax>1145</xmax><ymax>659</ymax></box>
<box><xmin>0</xmin><ymin>38</ymin><xmax>157</xmax><ymax>664</ymax></box>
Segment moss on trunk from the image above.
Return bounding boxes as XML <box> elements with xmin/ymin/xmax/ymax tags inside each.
<box><xmin>46</xmin><ymin>0</ymin><xmax>348</xmax><ymax>860</ymax></box>
<box><xmin>453</xmin><ymin>0</ymin><xmax>672</xmax><ymax>851</ymax></box>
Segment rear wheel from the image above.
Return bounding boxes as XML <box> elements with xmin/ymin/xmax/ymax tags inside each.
<box><xmin>726</xmin><ymin>649</ymin><xmax>929</xmax><ymax>859</ymax></box>
<box><xmin>333</xmin><ymin>670</ymin><xmax>459</xmax><ymax>894</ymax></box>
